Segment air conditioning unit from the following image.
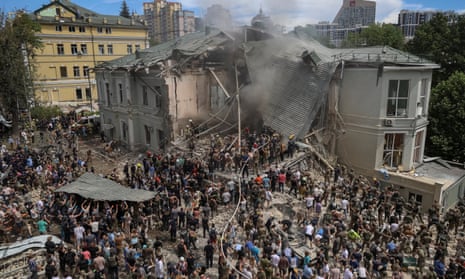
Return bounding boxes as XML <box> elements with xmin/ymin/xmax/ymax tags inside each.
<box><xmin>384</xmin><ymin>119</ymin><xmax>393</xmax><ymax>127</ymax></box>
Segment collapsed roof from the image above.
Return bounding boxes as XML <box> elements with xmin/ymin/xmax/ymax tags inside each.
<box><xmin>55</xmin><ymin>172</ymin><xmax>156</xmax><ymax>202</ymax></box>
<box><xmin>243</xmin><ymin>36</ymin><xmax>338</xmax><ymax>138</ymax></box>
<box><xmin>96</xmin><ymin>29</ymin><xmax>233</xmax><ymax>72</ymax></box>
<box><xmin>95</xmin><ymin>28</ymin><xmax>437</xmax><ymax>139</ymax></box>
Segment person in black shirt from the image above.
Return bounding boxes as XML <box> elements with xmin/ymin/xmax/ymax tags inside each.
<box><xmin>204</xmin><ymin>240</ymin><xmax>215</xmax><ymax>268</ymax></box>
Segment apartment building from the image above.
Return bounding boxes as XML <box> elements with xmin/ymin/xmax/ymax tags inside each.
<box><xmin>31</xmin><ymin>0</ymin><xmax>148</xmax><ymax>110</ymax></box>
<box><xmin>143</xmin><ymin>0</ymin><xmax>196</xmax><ymax>43</ymax></box>
<box><xmin>398</xmin><ymin>9</ymin><xmax>457</xmax><ymax>40</ymax></box>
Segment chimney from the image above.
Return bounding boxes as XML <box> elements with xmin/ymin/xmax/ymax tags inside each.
<box><xmin>103</xmin><ymin>17</ymin><xmax>107</xmax><ymax>24</ymax></box>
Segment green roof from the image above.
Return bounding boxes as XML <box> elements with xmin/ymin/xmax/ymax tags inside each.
<box><xmin>32</xmin><ymin>0</ymin><xmax>146</xmax><ymax>28</ymax></box>
<box><xmin>96</xmin><ymin>29</ymin><xmax>232</xmax><ymax>70</ymax></box>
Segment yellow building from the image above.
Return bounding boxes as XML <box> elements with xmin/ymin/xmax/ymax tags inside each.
<box><xmin>31</xmin><ymin>0</ymin><xmax>149</xmax><ymax>111</ymax></box>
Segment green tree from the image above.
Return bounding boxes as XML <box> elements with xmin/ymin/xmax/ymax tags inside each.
<box><xmin>426</xmin><ymin>72</ymin><xmax>465</xmax><ymax>161</ymax></box>
<box><xmin>30</xmin><ymin>105</ymin><xmax>62</xmax><ymax>122</ymax></box>
<box><xmin>0</xmin><ymin>11</ymin><xmax>42</xmax><ymax>127</ymax></box>
<box><xmin>120</xmin><ymin>0</ymin><xmax>130</xmax><ymax>18</ymax></box>
<box><xmin>407</xmin><ymin>13</ymin><xmax>465</xmax><ymax>85</ymax></box>
<box><xmin>342</xmin><ymin>23</ymin><xmax>404</xmax><ymax>49</ymax></box>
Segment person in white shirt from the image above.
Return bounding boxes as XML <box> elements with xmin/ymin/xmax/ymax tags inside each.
<box><xmin>271</xmin><ymin>252</ymin><xmax>280</xmax><ymax>276</ymax></box>
<box><xmin>305</xmin><ymin>223</ymin><xmax>314</xmax><ymax>248</ymax></box>
<box><xmin>357</xmin><ymin>265</ymin><xmax>367</xmax><ymax>279</ymax></box>
<box><xmin>343</xmin><ymin>267</ymin><xmax>353</xmax><ymax>279</ymax></box>
<box><xmin>154</xmin><ymin>255</ymin><xmax>165</xmax><ymax>279</ymax></box>
<box><xmin>73</xmin><ymin>224</ymin><xmax>85</xmax><ymax>249</ymax></box>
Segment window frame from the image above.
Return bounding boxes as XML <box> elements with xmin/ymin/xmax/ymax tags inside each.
<box><xmin>127</xmin><ymin>44</ymin><xmax>133</xmax><ymax>54</ymax></box>
<box><xmin>71</xmin><ymin>44</ymin><xmax>78</xmax><ymax>55</ymax></box>
<box><xmin>118</xmin><ymin>83</ymin><xmax>123</xmax><ymax>104</ymax></box>
<box><xmin>413</xmin><ymin>130</ymin><xmax>424</xmax><ymax>164</ymax></box>
<box><xmin>80</xmin><ymin>44</ymin><xmax>88</xmax><ymax>54</ymax></box>
<box><xmin>98</xmin><ymin>44</ymin><xmax>105</xmax><ymax>55</ymax></box>
<box><xmin>73</xmin><ymin>66</ymin><xmax>80</xmax><ymax>77</ymax></box>
<box><xmin>386</xmin><ymin>80</ymin><xmax>410</xmax><ymax>118</ymax></box>
<box><xmin>68</xmin><ymin>25</ymin><xmax>76</xmax><ymax>32</ymax></box>
<box><xmin>79</xmin><ymin>26</ymin><xmax>86</xmax><ymax>32</ymax></box>
<box><xmin>383</xmin><ymin>133</ymin><xmax>405</xmax><ymax>168</ymax></box>
<box><xmin>76</xmin><ymin>88</ymin><xmax>83</xmax><ymax>100</ymax></box>
<box><xmin>83</xmin><ymin>66</ymin><xmax>89</xmax><ymax>77</ymax></box>
<box><xmin>56</xmin><ymin>25</ymin><xmax>62</xmax><ymax>32</ymax></box>
<box><xmin>107</xmin><ymin>44</ymin><xmax>113</xmax><ymax>55</ymax></box>
<box><xmin>60</xmin><ymin>66</ymin><xmax>67</xmax><ymax>78</ymax></box>
<box><xmin>57</xmin><ymin>44</ymin><xmax>65</xmax><ymax>55</ymax></box>
<box><xmin>85</xmin><ymin>88</ymin><xmax>92</xmax><ymax>100</ymax></box>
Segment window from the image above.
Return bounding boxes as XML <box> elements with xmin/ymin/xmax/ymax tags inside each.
<box><xmin>105</xmin><ymin>27</ymin><xmax>112</xmax><ymax>34</ymax></box>
<box><xmin>118</xmin><ymin>83</ymin><xmax>123</xmax><ymax>103</ymax></box>
<box><xmin>408</xmin><ymin>192</ymin><xmax>423</xmax><ymax>204</ymax></box>
<box><xmin>383</xmin><ymin>133</ymin><xmax>404</xmax><ymax>168</ymax></box>
<box><xmin>107</xmin><ymin>44</ymin><xmax>113</xmax><ymax>55</ymax></box>
<box><xmin>155</xmin><ymin>86</ymin><xmax>162</xmax><ymax>107</ymax></box>
<box><xmin>73</xmin><ymin>66</ymin><xmax>80</xmax><ymax>77</ymax></box>
<box><xmin>60</xmin><ymin>66</ymin><xmax>67</xmax><ymax>78</ymax></box>
<box><xmin>142</xmin><ymin>86</ymin><xmax>148</xmax><ymax>105</ymax></box>
<box><xmin>57</xmin><ymin>44</ymin><xmax>64</xmax><ymax>55</ymax></box>
<box><xmin>413</xmin><ymin>130</ymin><xmax>424</xmax><ymax>164</ymax></box>
<box><xmin>122</xmin><ymin>122</ymin><xmax>128</xmax><ymax>141</ymax></box>
<box><xmin>135</xmin><ymin>44</ymin><xmax>141</xmax><ymax>51</ymax></box>
<box><xmin>83</xmin><ymin>66</ymin><xmax>89</xmax><ymax>77</ymax></box>
<box><xmin>387</xmin><ymin>80</ymin><xmax>409</xmax><ymax>117</ymax></box>
<box><xmin>127</xmin><ymin>44</ymin><xmax>133</xmax><ymax>54</ymax></box>
<box><xmin>71</xmin><ymin>44</ymin><xmax>78</xmax><ymax>55</ymax></box>
<box><xmin>417</xmin><ymin>78</ymin><xmax>428</xmax><ymax>117</ymax></box>
<box><xmin>85</xmin><ymin>88</ymin><xmax>91</xmax><ymax>100</ymax></box>
<box><xmin>80</xmin><ymin>44</ymin><xmax>88</xmax><ymax>54</ymax></box>
<box><xmin>98</xmin><ymin>44</ymin><xmax>105</xmax><ymax>55</ymax></box>
<box><xmin>76</xmin><ymin>88</ymin><xmax>83</xmax><ymax>100</ymax></box>
<box><xmin>69</xmin><ymin>26</ymin><xmax>76</xmax><ymax>32</ymax></box>
<box><xmin>144</xmin><ymin>125</ymin><xmax>151</xmax><ymax>145</ymax></box>
<box><xmin>79</xmin><ymin>26</ymin><xmax>86</xmax><ymax>32</ymax></box>
<box><xmin>97</xmin><ymin>27</ymin><xmax>103</xmax><ymax>33</ymax></box>
<box><xmin>158</xmin><ymin>129</ymin><xmax>165</xmax><ymax>149</ymax></box>
<box><xmin>56</xmin><ymin>25</ymin><xmax>62</xmax><ymax>32</ymax></box>
<box><xmin>105</xmin><ymin>82</ymin><xmax>111</xmax><ymax>106</ymax></box>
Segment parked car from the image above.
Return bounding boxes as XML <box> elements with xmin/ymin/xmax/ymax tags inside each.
<box><xmin>71</xmin><ymin>115</ymin><xmax>100</xmax><ymax>134</ymax></box>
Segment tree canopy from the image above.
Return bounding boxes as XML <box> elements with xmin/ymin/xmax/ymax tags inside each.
<box><xmin>407</xmin><ymin>14</ymin><xmax>465</xmax><ymax>85</ymax></box>
<box><xmin>119</xmin><ymin>0</ymin><xmax>130</xmax><ymax>18</ymax></box>
<box><xmin>426</xmin><ymin>72</ymin><xmax>465</xmax><ymax>162</ymax></box>
<box><xmin>0</xmin><ymin>11</ymin><xmax>42</xmax><ymax>125</ymax></box>
<box><xmin>342</xmin><ymin>23</ymin><xmax>405</xmax><ymax>49</ymax></box>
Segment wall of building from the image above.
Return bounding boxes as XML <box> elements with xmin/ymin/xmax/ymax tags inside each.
<box><xmin>96</xmin><ymin>70</ymin><xmax>168</xmax><ymax>151</ymax></box>
<box><xmin>337</xmin><ymin>66</ymin><xmax>433</xmax><ymax>172</ymax></box>
<box><xmin>33</xmin><ymin>15</ymin><xmax>148</xmax><ymax>109</ymax></box>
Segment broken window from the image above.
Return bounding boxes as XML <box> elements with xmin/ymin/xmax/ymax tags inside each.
<box><xmin>144</xmin><ymin>125</ymin><xmax>151</xmax><ymax>145</ymax></box>
<box><xmin>413</xmin><ymin>130</ymin><xmax>424</xmax><ymax>164</ymax></box>
<box><xmin>383</xmin><ymin>133</ymin><xmax>404</xmax><ymax>168</ymax></box>
<box><xmin>417</xmin><ymin>78</ymin><xmax>428</xmax><ymax>117</ymax></box>
<box><xmin>122</xmin><ymin>121</ymin><xmax>128</xmax><ymax>141</ymax></box>
<box><xmin>118</xmin><ymin>83</ymin><xmax>123</xmax><ymax>104</ymax></box>
<box><xmin>387</xmin><ymin>80</ymin><xmax>409</xmax><ymax>117</ymax></box>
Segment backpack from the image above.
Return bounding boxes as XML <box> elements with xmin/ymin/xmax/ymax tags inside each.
<box><xmin>209</xmin><ymin>228</ymin><xmax>217</xmax><ymax>240</ymax></box>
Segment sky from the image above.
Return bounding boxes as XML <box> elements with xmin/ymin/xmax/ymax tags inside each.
<box><xmin>2</xmin><ymin>0</ymin><xmax>465</xmax><ymax>29</ymax></box>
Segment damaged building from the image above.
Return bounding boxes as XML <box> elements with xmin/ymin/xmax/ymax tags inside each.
<box><xmin>95</xmin><ymin>28</ymin><xmax>465</xmax><ymax>212</ymax></box>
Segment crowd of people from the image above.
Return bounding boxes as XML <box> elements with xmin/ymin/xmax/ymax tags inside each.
<box><xmin>1</xmin><ymin>115</ymin><xmax>465</xmax><ymax>279</ymax></box>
